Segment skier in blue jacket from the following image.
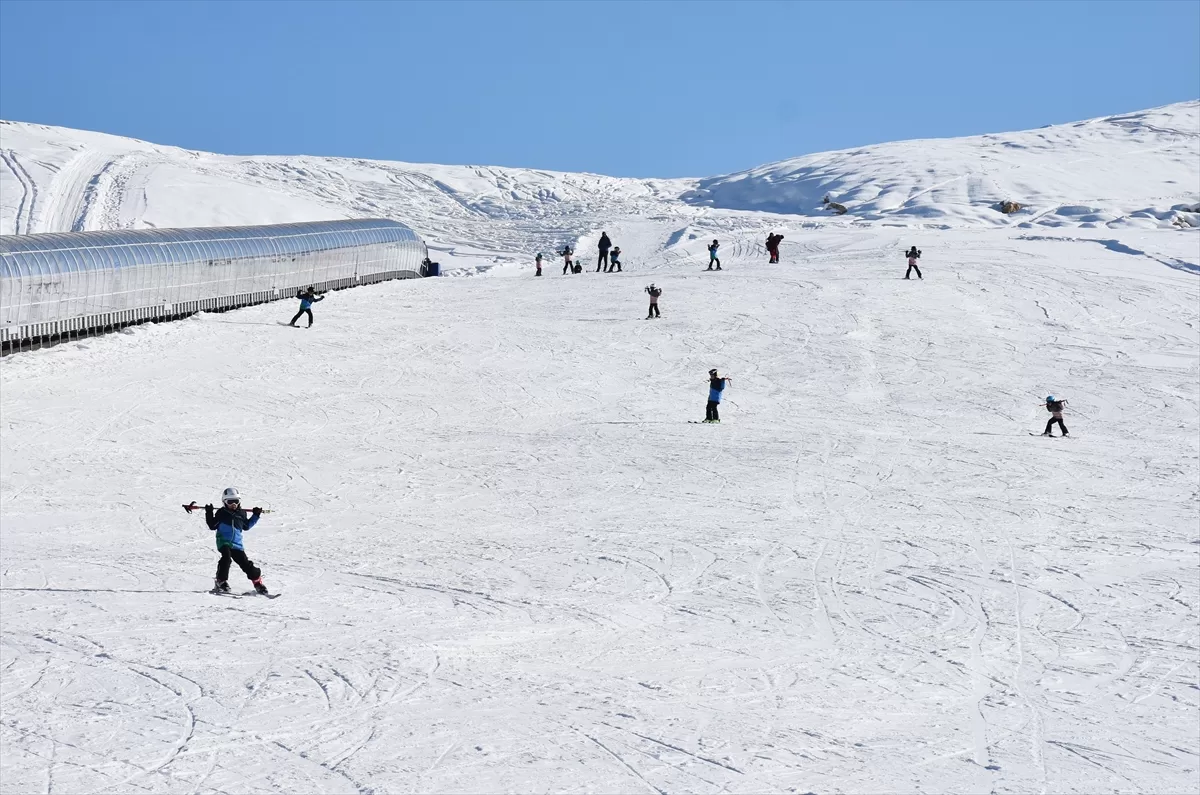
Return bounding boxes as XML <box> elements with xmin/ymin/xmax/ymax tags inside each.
<box><xmin>704</xmin><ymin>368</ymin><xmax>731</xmax><ymax>423</ymax></box>
<box><xmin>289</xmin><ymin>287</ymin><xmax>324</xmax><ymax>327</ymax></box>
<box><xmin>204</xmin><ymin>487</ymin><xmax>269</xmax><ymax>594</ymax></box>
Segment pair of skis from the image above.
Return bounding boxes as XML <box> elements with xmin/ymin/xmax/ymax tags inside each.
<box><xmin>209</xmin><ymin>589</ymin><xmax>281</xmax><ymax>600</ymax></box>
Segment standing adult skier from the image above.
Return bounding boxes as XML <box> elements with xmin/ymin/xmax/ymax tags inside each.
<box><xmin>645</xmin><ymin>283</ymin><xmax>662</xmax><ymax>318</ymax></box>
<box><xmin>1039</xmin><ymin>396</ymin><xmax>1069</xmax><ymax>437</ymax></box>
<box><xmin>289</xmin><ymin>287</ymin><xmax>324</xmax><ymax>327</ymax></box>
<box><xmin>766</xmin><ymin>233</ymin><xmax>784</xmax><ymax>264</ymax></box>
<box><xmin>597</xmin><ymin>232</ymin><xmax>612</xmax><ymax>272</ymax></box>
<box><xmin>707</xmin><ymin>240</ymin><xmax>722</xmax><ymax>271</ymax></box>
<box><xmin>704</xmin><ymin>369</ymin><xmax>731</xmax><ymax>423</ymax></box>
<box><xmin>204</xmin><ymin>487</ymin><xmax>269</xmax><ymax>595</ymax></box>
<box><xmin>607</xmin><ymin>246</ymin><xmax>623</xmax><ymax>273</ymax></box>
<box><xmin>535</xmin><ymin>252</ymin><xmax>544</xmax><ymax>277</ymax></box>
<box><xmin>561</xmin><ymin>246</ymin><xmax>574</xmax><ymax>275</ymax></box>
<box><xmin>905</xmin><ymin>246</ymin><xmax>923</xmax><ymax>280</ymax></box>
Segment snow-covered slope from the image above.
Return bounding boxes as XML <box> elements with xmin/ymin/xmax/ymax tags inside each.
<box><xmin>1</xmin><ymin>105</ymin><xmax>1199</xmax><ymax>794</ymax></box>
<box><xmin>686</xmin><ymin>102</ymin><xmax>1200</xmax><ymax>227</ymax></box>
<box><xmin>2</xmin><ymin>226</ymin><xmax>1197</xmax><ymax>794</ymax></box>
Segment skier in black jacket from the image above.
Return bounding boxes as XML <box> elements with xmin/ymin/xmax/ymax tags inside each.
<box><xmin>1040</xmin><ymin>396</ymin><xmax>1069</xmax><ymax>436</ymax></box>
<box><xmin>289</xmin><ymin>287</ymin><xmax>324</xmax><ymax>327</ymax></box>
<box><xmin>597</xmin><ymin>232</ymin><xmax>612</xmax><ymax>272</ymax></box>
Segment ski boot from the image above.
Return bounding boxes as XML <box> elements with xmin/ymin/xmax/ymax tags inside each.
<box><xmin>212</xmin><ymin>579</ymin><xmax>231</xmax><ymax>594</ymax></box>
<box><xmin>252</xmin><ymin>578</ymin><xmax>269</xmax><ymax>596</ymax></box>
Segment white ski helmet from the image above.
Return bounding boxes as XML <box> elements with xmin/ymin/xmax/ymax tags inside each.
<box><xmin>221</xmin><ymin>487</ymin><xmax>241</xmax><ymax>504</ymax></box>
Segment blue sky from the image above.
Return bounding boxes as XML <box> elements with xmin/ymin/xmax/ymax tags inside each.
<box><xmin>1</xmin><ymin>0</ymin><xmax>1196</xmax><ymax>178</ymax></box>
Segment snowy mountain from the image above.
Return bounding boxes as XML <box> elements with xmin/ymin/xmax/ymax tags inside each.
<box><xmin>2</xmin><ymin>102</ymin><xmax>1198</xmax><ymax>262</ymax></box>
<box><xmin>683</xmin><ymin>101</ymin><xmax>1200</xmax><ymax>227</ymax></box>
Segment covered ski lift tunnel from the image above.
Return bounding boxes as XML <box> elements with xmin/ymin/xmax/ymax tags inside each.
<box><xmin>0</xmin><ymin>218</ymin><xmax>433</xmax><ymax>354</ymax></box>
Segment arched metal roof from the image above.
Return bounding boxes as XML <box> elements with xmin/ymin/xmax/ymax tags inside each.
<box><xmin>0</xmin><ymin>219</ymin><xmax>422</xmax><ymax>272</ymax></box>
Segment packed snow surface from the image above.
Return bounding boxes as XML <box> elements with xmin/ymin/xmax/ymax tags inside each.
<box><xmin>2</xmin><ymin>105</ymin><xmax>1199</xmax><ymax>794</ymax></box>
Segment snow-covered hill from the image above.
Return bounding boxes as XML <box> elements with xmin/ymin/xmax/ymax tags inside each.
<box><xmin>0</xmin><ymin>119</ymin><xmax>694</xmax><ymax>272</ymax></box>
<box><xmin>683</xmin><ymin>102</ymin><xmax>1200</xmax><ymax>227</ymax></box>
<box><xmin>2</xmin><ymin>102</ymin><xmax>1198</xmax><ymax>268</ymax></box>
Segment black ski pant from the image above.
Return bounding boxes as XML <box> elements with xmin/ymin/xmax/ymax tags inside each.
<box><xmin>597</xmin><ymin>251</ymin><xmax>609</xmax><ymax>271</ymax></box>
<box><xmin>905</xmin><ymin>263</ymin><xmax>922</xmax><ymax>279</ymax></box>
<box><xmin>290</xmin><ymin>308</ymin><xmax>313</xmax><ymax>326</ymax></box>
<box><xmin>708</xmin><ymin>257</ymin><xmax>721</xmax><ymax>270</ymax></box>
<box><xmin>606</xmin><ymin>263</ymin><xmax>622</xmax><ymax>273</ymax></box>
<box><xmin>1044</xmin><ymin>417</ymin><xmax>1068</xmax><ymax>435</ymax></box>
<box><xmin>563</xmin><ymin>261</ymin><xmax>572</xmax><ymax>275</ymax></box>
<box><xmin>706</xmin><ymin>400</ymin><xmax>720</xmax><ymax>421</ymax></box>
<box><xmin>647</xmin><ymin>302</ymin><xmax>660</xmax><ymax>318</ymax></box>
<box><xmin>217</xmin><ymin>547</ymin><xmax>261</xmax><ymax>582</ymax></box>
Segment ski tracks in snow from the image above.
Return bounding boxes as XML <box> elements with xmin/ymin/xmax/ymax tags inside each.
<box><xmin>0</xmin><ymin>149</ymin><xmax>38</xmax><ymax>235</ymax></box>
<box><xmin>1</xmin><ymin>226</ymin><xmax>1197</xmax><ymax>793</ymax></box>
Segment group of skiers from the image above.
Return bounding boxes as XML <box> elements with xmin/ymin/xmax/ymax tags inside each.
<box><xmin>238</xmin><ymin>233</ymin><xmax>1067</xmax><ymax>596</ymax></box>
<box><xmin>538</xmin><ymin>229</ymin><xmax>799</xmax><ymax>278</ymax></box>
<box><xmin>539</xmin><ymin>232</ymin><xmax>625</xmax><ymax>277</ymax></box>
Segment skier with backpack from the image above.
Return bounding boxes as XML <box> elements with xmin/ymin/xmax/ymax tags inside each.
<box><xmin>1039</xmin><ymin>396</ymin><xmax>1069</xmax><ymax>437</ymax></box>
<box><xmin>597</xmin><ymin>232</ymin><xmax>612</xmax><ymax>272</ymax></box>
<box><xmin>905</xmin><ymin>246</ymin><xmax>923</xmax><ymax>280</ymax></box>
<box><xmin>289</xmin><ymin>287</ymin><xmax>324</xmax><ymax>327</ymax></box>
<box><xmin>766</xmin><ymin>233</ymin><xmax>784</xmax><ymax>264</ymax></box>
<box><xmin>707</xmin><ymin>240</ymin><xmax>722</xmax><ymax>271</ymax></box>
<box><xmin>202</xmin><ymin>487</ymin><xmax>270</xmax><ymax>596</ymax></box>
<box><xmin>703</xmin><ymin>369</ymin><xmax>731</xmax><ymax>423</ymax></box>
<box><xmin>645</xmin><ymin>283</ymin><xmax>662</xmax><ymax>318</ymax></box>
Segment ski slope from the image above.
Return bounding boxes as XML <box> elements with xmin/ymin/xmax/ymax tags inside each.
<box><xmin>2</xmin><ymin>220</ymin><xmax>1198</xmax><ymax>794</ymax></box>
<box><xmin>2</xmin><ymin>104</ymin><xmax>1200</xmax><ymax>794</ymax></box>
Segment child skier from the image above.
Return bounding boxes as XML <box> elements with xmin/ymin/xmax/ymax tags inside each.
<box><xmin>289</xmin><ymin>287</ymin><xmax>324</xmax><ymax>327</ymax></box>
<box><xmin>1040</xmin><ymin>396</ymin><xmax>1069</xmax><ymax>437</ymax></box>
<box><xmin>905</xmin><ymin>246</ymin><xmax>923</xmax><ymax>280</ymax></box>
<box><xmin>561</xmin><ymin>246</ymin><xmax>574</xmax><ymax>275</ymax></box>
<box><xmin>535</xmin><ymin>252</ymin><xmax>544</xmax><ymax>277</ymax></box>
<box><xmin>608</xmin><ymin>246</ymin><xmax>623</xmax><ymax>273</ymax></box>
<box><xmin>645</xmin><ymin>283</ymin><xmax>662</xmax><ymax>318</ymax></box>
<box><xmin>204</xmin><ymin>487</ymin><xmax>269</xmax><ymax>595</ymax></box>
<box><xmin>707</xmin><ymin>240</ymin><xmax>722</xmax><ymax>271</ymax></box>
<box><xmin>704</xmin><ymin>369</ymin><xmax>731</xmax><ymax>423</ymax></box>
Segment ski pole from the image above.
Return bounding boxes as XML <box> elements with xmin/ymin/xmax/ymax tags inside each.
<box><xmin>182</xmin><ymin>501</ymin><xmax>273</xmax><ymax>514</ymax></box>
